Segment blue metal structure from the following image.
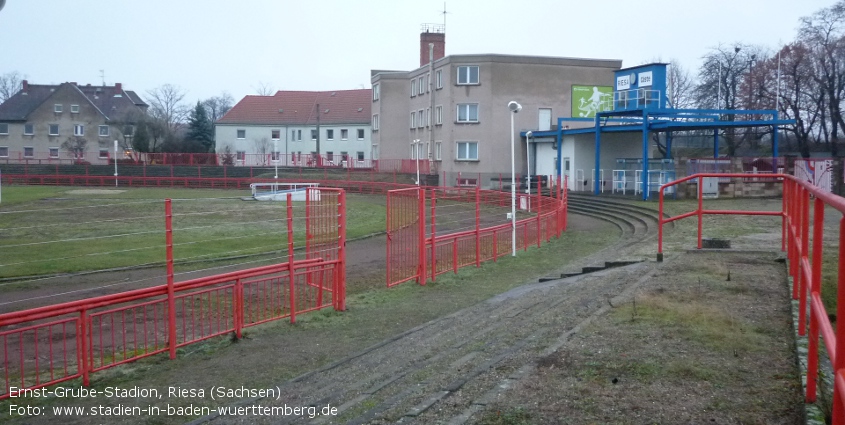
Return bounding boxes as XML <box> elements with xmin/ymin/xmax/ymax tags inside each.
<box><xmin>519</xmin><ymin>63</ymin><xmax>796</xmax><ymax>200</ymax></box>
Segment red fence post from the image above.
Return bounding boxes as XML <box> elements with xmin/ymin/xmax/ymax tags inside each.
<box><xmin>697</xmin><ymin>176</ymin><xmax>703</xmax><ymax>249</ymax></box>
<box><xmin>165</xmin><ymin>199</ymin><xmax>176</xmax><ymax>360</ymax></box>
<box><xmin>431</xmin><ymin>190</ymin><xmax>437</xmax><ymax>282</ymax></box>
<box><xmin>536</xmin><ymin>180</ymin><xmax>542</xmax><ymax>248</ymax></box>
<box><xmin>79</xmin><ymin>309</ymin><xmax>89</xmax><ymax>386</ymax></box>
<box><xmin>418</xmin><ymin>188</ymin><xmax>426</xmax><ymax>285</ymax></box>
<box><xmin>234</xmin><ymin>278</ymin><xmax>243</xmax><ymax>339</ymax></box>
<box><xmin>337</xmin><ymin>190</ymin><xmax>347</xmax><ymax>311</ymax></box>
<box><xmin>834</xmin><ymin>217</ymin><xmax>845</xmax><ymax>420</ymax></box>
<box><xmin>475</xmin><ymin>186</ymin><xmax>481</xmax><ymax>268</ymax></box>
<box><xmin>807</xmin><ymin>197</ymin><xmax>825</xmax><ymax>402</ymax></box>
<box><xmin>799</xmin><ymin>189</ymin><xmax>810</xmax><ymax>336</ymax></box>
<box><xmin>287</xmin><ymin>193</ymin><xmax>296</xmax><ymax>323</ymax></box>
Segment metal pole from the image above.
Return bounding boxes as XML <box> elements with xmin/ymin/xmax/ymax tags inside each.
<box><xmin>525</xmin><ymin>131</ymin><xmax>532</xmax><ymax>195</ymax></box>
<box><xmin>511</xmin><ymin>110</ymin><xmax>517</xmax><ymax>256</ymax></box>
<box><xmin>274</xmin><ymin>138</ymin><xmax>278</xmax><ymax>180</ymax></box>
<box><xmin>113</xmin><ymin>140</ymin><xmax>118</xmax><ymax>187</ymax></box>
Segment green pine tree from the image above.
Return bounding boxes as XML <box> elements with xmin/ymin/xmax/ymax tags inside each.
<box><xmin>186</xmin><ymin>101</ymin><xmax>214</xmax><ymax>152</ymax></box>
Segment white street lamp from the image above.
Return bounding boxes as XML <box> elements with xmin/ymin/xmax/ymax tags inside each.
<box><xmin>274</xmin><ymin>138</ymin><xmax>278</xmax><ymax>180</ymax></box>
<box><xmin>508</xmin><ymin>101</ymin><xmax>522</xmax><ymax>257</ymax></box>
<box><xmin>525</xmin><ymin>131</ymin><xmax>533</xmax><ymax>196</ymax></box>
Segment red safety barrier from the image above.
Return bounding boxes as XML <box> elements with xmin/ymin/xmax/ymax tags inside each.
<box><xmin>0</xmin><ymin>189</ymin><xmax>345</xmax><ymax>399</ymax></box>
<box><xmin>657</xmin><ymin>173</ymin><xmax>845</xmax><ymax>421</ymax></box>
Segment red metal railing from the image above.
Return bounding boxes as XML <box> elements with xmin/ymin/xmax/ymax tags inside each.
<box><xmin>0</xmin><ymin>189</ymin><xmax>345</xmax><ymax>399</ymax></box>
<box><xmin>657</xmin><ymin>173</ymin><xmax>845</xmax><ymax>421</ymax></box>
<box><xmin>387</xmin><ymin>177</ymin><xmax>567</xmax><ymax>287</ymax></box>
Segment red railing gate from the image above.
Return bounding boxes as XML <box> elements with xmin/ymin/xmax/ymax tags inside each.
<box><xmin>386</xmin><ymin>188</ymin><xmax>424</xmax><ymax>287</ymax></box>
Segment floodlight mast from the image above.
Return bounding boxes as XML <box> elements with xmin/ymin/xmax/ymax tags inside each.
<box><xmin>508</xmin><ymin>101</ymin><xmax>522</xmax><ymax>257</ymax></box>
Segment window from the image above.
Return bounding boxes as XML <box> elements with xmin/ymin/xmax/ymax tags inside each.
<box><xmin>435</xmin><ymin>141</ymin><xmax>442</xmax><ymax>160</ymax></box>
<box><xmin>74</xmin><ymin>124</ymin><xmax>84</xmax><ymax>136</ymax></box>
<box><xmin>436</xmin><ymin>69</ymin><xmax>443</xmax><ymax>89</ymax></box>
<box><xmin>425</xmin><ymin>108</ymin><xmax>430</xmax><ymax>127</ymax></box>
<box><xmin>99</xmin><ymin>149</ymin><xmax>109</xmax><ymax>159</ymax></box>
<box><xmin>291</xmin><ymin>130</ymin><xmax>295</xmax><ymax>141</ymax></box>
<box><xmin>0</xmin><ymin>123</ymin><xmax>7</xmax><ymax>134</ymax></box>
<box><xmin>49</xmin><ymin>148</ymin><xmax>59</xmax><ymax>158</ymax></box>
<box><xmin>0</xmin><ymin>147</ymin><xmax>7</xmax><ymax>157</ymax></box>
<box><xmin>418</xmin><ymin>109</ymin><xmax>424</xmax><ymax>128</ymax></box>
<box><xmin>372</xmin><ymin>114</ymin><xmax>379</xmax><ymax>131</ymax></box>
<box><xmin>373</xmin><ymin>83</ymin><xmax>380</xmax><ymax>101</ymax></box>
<box><xmin>457</xmin><ymin>141</ymin><xmax>478</xmax><ymax>160</ymax></box>
<box><xmin>341</xmin><ymin>151</ymin><xmax>348</xmax><ymax>162</ymax></box>
<box><xmin>419</xmin><ymin>77</ymin><xmax>425</xmax><ymax>94</ymax></box>
<box><xmin>326</xmin><ymin>129</ymin><xmax>334</xmax><ymax>140</ymax></box>
<box><xmin>54</xmin><ymin>104</ymin><xmax>63</xmax><ymax>113</ymax></box>
<box><xmin>49</xmin><ymin>124</ymin><xmax>59</xmax><ymax>135</ymax></box>
<box><xmin>124</xmin><ymin>125</ymin><xmax>134</xmax><ymax>137</ymax></box>
<box><xmin>457</xmin><ymin>104</ymin><xmax>479</xmax><ymax>123</ymax></box>
<box><xmin>341</xmin><ymin>129</ymin><xmax>348</xmax><ymax>140</ymax></box>
<box><xmin>271</xmin><ymin>129</ymin><xmax>280</xmax><ymax>139</ymax></box>
<box><xmin>311</xmin><ymin>129</ymin><xmax>317</xmax><ymax>140</ymax></box>
<box><xmin>271</xmin><ymin>151</ymin><xmax>280</xmax><ymax>161</ymax></box>
<box><xmin>237</xmin><ymin>129</ymin><xmax>246</xmax><ymax>139</ymax></box>
<box><xmin>99</xmin><ymin>125</ymin><xmax>109</xmax><ymax>137</ymax></box>
<box><xmin>435</xmin><ymin>105</ymin><xmax>443</xmax><ymax>125</ymax></box>
<box><xmin>24</xmin><ymin>147</ymin><xmax>34</xmax><ymax>157</ymax></box>
<box><xmin>358</xmin><ymin>129</ymin><xmax>365</xmax><ymax>140</ymax></box>
<box><xmin>236</xmin><ymin>151</ymin><xmax>246</xmax><ymax>161</ymax></box>
<box><xmin>24</xmin><ymin>124</ymin><xmax>33</xmax><ymax>135</ymax></box>
<box><xmin>457</xmin><ymin>66</ymin><xmax>479</xmax><ymax>85</ymax></box>
<box><xmin>297</xmin><ymin>130</ymin><xmax>302</xmax><ymax>141</ymax></box>
<box><xmin>410</xmin><ymin>112</ymin><xmax>416</xmax><ymax>129</ymax></box>
<box><xmin>371</xmin><ymin>144</ymin><xmax>379</xmax><ymax>160</ymax></box>
<box><xmin>326</xmin><ymin>151</ymin><xmax>334</xmax><ymax>161</ymax></box>
<box><xmin>410</xmin><ymin>141</ymin><xmax>417</xmax><ymax>160</ymax></box>
<box><xmin>71</xmin><ymin>104</ymin><xmax>80</xmax><ymax>113</ymax></box>
<box><xmin>357</xmin><ymin>151</ymin><xmax>364</xmax><ymax>161</ymax></box>
<box><xmin>410</xmin><ymin>80</ymin><xmax>416</xmax><ymax>97</ymax></box>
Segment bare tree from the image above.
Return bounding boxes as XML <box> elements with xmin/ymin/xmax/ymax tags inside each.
<box><xmin>201</xmin><ymin>92</ymin><xmax>235</xmax><ymax>123</ymax></box>
<box><xmin>253</xmin><ymin>82</ymin><xmax>275</xmax><ymax>96</ymax></box>
<box><xmin>61</xmin><ymin>136</ymin><xmax>88</xmax><ymax>162</ymax></box>
<box><xmin>253</xmin><ymin>137</ymin><xmax>271</xmax><ymax>165</ymax></box>
<box><xmin>0</xmin><ymin>70</ymin><xmax>25</xmax><ymax>103</ymax></box>
<box><xmin>145</xmin><ymin>84</ymin><xmax>189</xmax><ymax>135</ymax></box>
<box><xmin>666</xmin><ymin>60</ymin><xmax>695</xmax><ymax>109</ymax></box>
<box><xmin>799</xmin><ymin>0</ymin><xmax>845</xmax><ymax>157</ymax></box>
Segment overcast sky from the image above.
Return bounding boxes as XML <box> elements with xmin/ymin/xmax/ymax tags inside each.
<box><xmin>0</xmin><ymin>0</ymin><xmax>836</xmax><ymax>105</ymax></box>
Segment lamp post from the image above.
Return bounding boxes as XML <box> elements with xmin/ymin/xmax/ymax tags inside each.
<box><xmin>113</xmin><ymin>140</ymin><xmax>118</xmax><ymax>187</ymax></box>
<box><xmin>273</xmin><ymin>138</ymin><xmax>278</xmax><ymax>180</ymax></box>
<box><xmin>525</xmin><ymin>131</ymin><xmax>533</xmax><ymax>195</ymax></box>
<box><xmin>508</xmin><ymin>101</ymin><xmax>522</xmax><ymax>257</ymax></box>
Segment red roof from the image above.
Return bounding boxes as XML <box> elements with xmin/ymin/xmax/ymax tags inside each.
<box><xmin>217</xmin><ymin>89</ymin><xmax>372</xmax><ymax>125</ymax></box>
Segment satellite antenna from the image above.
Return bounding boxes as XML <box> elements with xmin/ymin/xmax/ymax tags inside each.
<box><xmin>440</xmin><ymin>2</ymin><xmax>448</xmax><ymax>29</ymax></box>
<box><xmin>0</xmin><ymin>0</ymin><xmax>6</xmax><ymax>12</ymax></box>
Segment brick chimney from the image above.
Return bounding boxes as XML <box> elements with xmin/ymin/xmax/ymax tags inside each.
<box><xmin>420</xmin><ymin>24</ymin><xmax>445</xmax><ymax>67</ymax></box>
<box><xmin>115</xmin><ymin>82</ymin><xmax>122</xmax><ymax>92</ymax></box>
<box><xmin>21</xmin><ymin>80</ymin><xmax>28</xmax><ymax>93</ymax></box>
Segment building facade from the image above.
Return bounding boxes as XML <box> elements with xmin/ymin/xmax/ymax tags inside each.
<box><xmin>215</xmin><ymin>90</ymin><xmax>372</xmax><ymax>167</ymax></box>
<box><xmin>371</xmin><ymin>29</ymin><xmax>622</xmax><ymax>187</ymax></box>
<box><xmin>0</xmin><ymin>81</ymin><xmax>148</xmax><ymax>164</ymax></box>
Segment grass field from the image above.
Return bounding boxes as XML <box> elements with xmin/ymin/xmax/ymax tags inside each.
<box><xmin>0</xmin><ymin>185</ymin><xmax>387</xmax><ymax>279</ymax></box>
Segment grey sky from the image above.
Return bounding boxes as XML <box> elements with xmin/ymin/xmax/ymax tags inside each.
<box><xmin>0</xmin><ymin>0</ymin><xmax>835</xmax><ymax>104</ymax></box>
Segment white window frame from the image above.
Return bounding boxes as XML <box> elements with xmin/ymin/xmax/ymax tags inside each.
<box><xmin>54</xmin><ymin>104</ymin><xmax>63</xmax><ymax>113</ymax></box>
<box><xmin>297</xmin><ymin>129</ymin><xmax>302</xmax><ymax>141</ymax></box>
<box><xmin>0</xmin><ymin>146</ymin><xmax>8</xmax><ymax>157</ymax></box>
<box><xmin>373</xmin><ymin>83</ymin><xmax>380</xmax><ymax>101</ymax></box>
<box><xmin>24</xmin><ymin>147</ymin><xmax>34</xmax><ymax>158</ymax></box>
<box><xmin>237</xmin><ymin>129</ymin><xmax>246</xmax><ymax>139</ymax></box>
<box><xmin>49</xmin><ymin>124</ymin><xmax>59</xmax><ymax>136</ymax></box>
<box><xmin>99</xmin><ymin>149</ymin><xmax>109</xmax><ymax>159</ymax></box>
<box><xmin>99</xmin><ymin>125</ymin><xmax>109</xmax><ymax>137</ymax></box>
<box><xmin>49</xmin><ymin>147</ymin><xmax>59</xmax><ymax>158</ymax></box>
<box><xmin>236</xmin><ymin>151</ymin><xmax>246</xmax><ymax>161</ymax></box>
<box><xmin>457</xmin><ymin>66</ymin><xmax>480</xmax><ymax>85</ymax></box>
<box><xmin>70</xmin><ymin>104</ymin><xmax>80</xmax><ymax>113</ymax></box>
<box><xmin>357</xmin><ymin>151</ymin><xmax>365</xmax><ymax>162</ymax></box>
<box><xmin>410</xmin><ymin>141</ymin><xmax>417</xmax><ymax>160</ymax></box>
<box><xmin>311</xmin><ymin>129</ymin><xmax>317</xmax><ymax>140</ymax></box>
<box><xmin>271</xmin><ymin>151</ymin><xmax>280</xmax><ymax>161</ymax></box>
<box><xmin>372</xmin><ymin>114</ymin><xmax>379</xmax><ymax>131</ymax></box>
<box><xmin>425</xmin><ymin>108</ymin><xmax>431</xmax><ymax>127</ymax></box>
<box><xmin>456</xmin><ymin>103</ymin><xmax>479</xmax><ymax>123</ymax></box>
<box><xmin>271</xmin><ymin>129</ymin><xmax>281</xmax><ymax>140</ymax></box>
<box><xmin>24</xmin><ymin>123</ymin><xmax>34</xmax><ymax>135</ymax></box>
<box><xmin>435</xmin><ymin>141</ymin><xmax>442</xmax><ymax>160</ymax></box>
<box><xmin>436</xmin><ymin>69</ymin><xmax>443</xmax><ymax>89</ymax></box>
<box><xmin>73</xmin><ymin>124</ymin><xmax>84</xmax><ymax>136</ymax></box>
<box><xmin>326</xmin><ymin>129</ymin><xmax>334</xmax><ymax>140</ymax></box>
<box><xmin>358</xmin><ymin>129</ymin><xmax>365</xmax><ymax>140</ymax></box>
<box><xmin>0</xmin><ymin>123</ymin><xmax>7</xmax><ymax>135</ymax></box>
<box><xmin>410</xmin><ymin>112</ymin><xmax>416</xmax><ymax>129</ymax></box>
<box><xmin>435</xmin><ymin>105</ymin><xmax>443</xmax><ymax>125</ymax></box>
<box><xmin>456</xmin><ymin>141</ymin><xmax>479</xmax><ymax>161</ymax></box>
<box><xmin>418</xmin><ymin>109</ymin><xmax>425</xmax><ymax>128</ymax></box>
<box><xmin>341</xmin><ymin>129</ymin><xmax>348</xmax><ymax>140</ymax></box>
<box><xmin>410</xmin><ymin>80</ymin><xmax>416</xmax><ymax>97</ymax></box>
<box><xmin>418</xmin><ymin>77</ymin><xmax>424</xmax><ymax>95</ymax></box>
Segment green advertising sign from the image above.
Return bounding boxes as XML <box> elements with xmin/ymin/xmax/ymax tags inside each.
<box><xmin>571</xmin><ymin>85</ymin><xmax>613</xmax><ymax>118</ymax></box>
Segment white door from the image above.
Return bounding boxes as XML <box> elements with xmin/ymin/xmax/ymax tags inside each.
<box><xmin>538</xmin><ymin>108</ymin><xmax>552</xmax><ymax>131</ymax></box>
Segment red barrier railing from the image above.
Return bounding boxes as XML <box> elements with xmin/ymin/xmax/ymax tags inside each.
<box><xmin>0</xmin><ymin>189</ymin><xmax>345</xmax><ymax>399</ymax></box>
<box><xmin>387</xmin><ymin>177</ymin><xmax>567</xmax><ymax>287</ymax></box>
<box><xmin>657</xmin><ymin>173</ymin><xmax>845</xmax><ymax>421</ymax></box>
